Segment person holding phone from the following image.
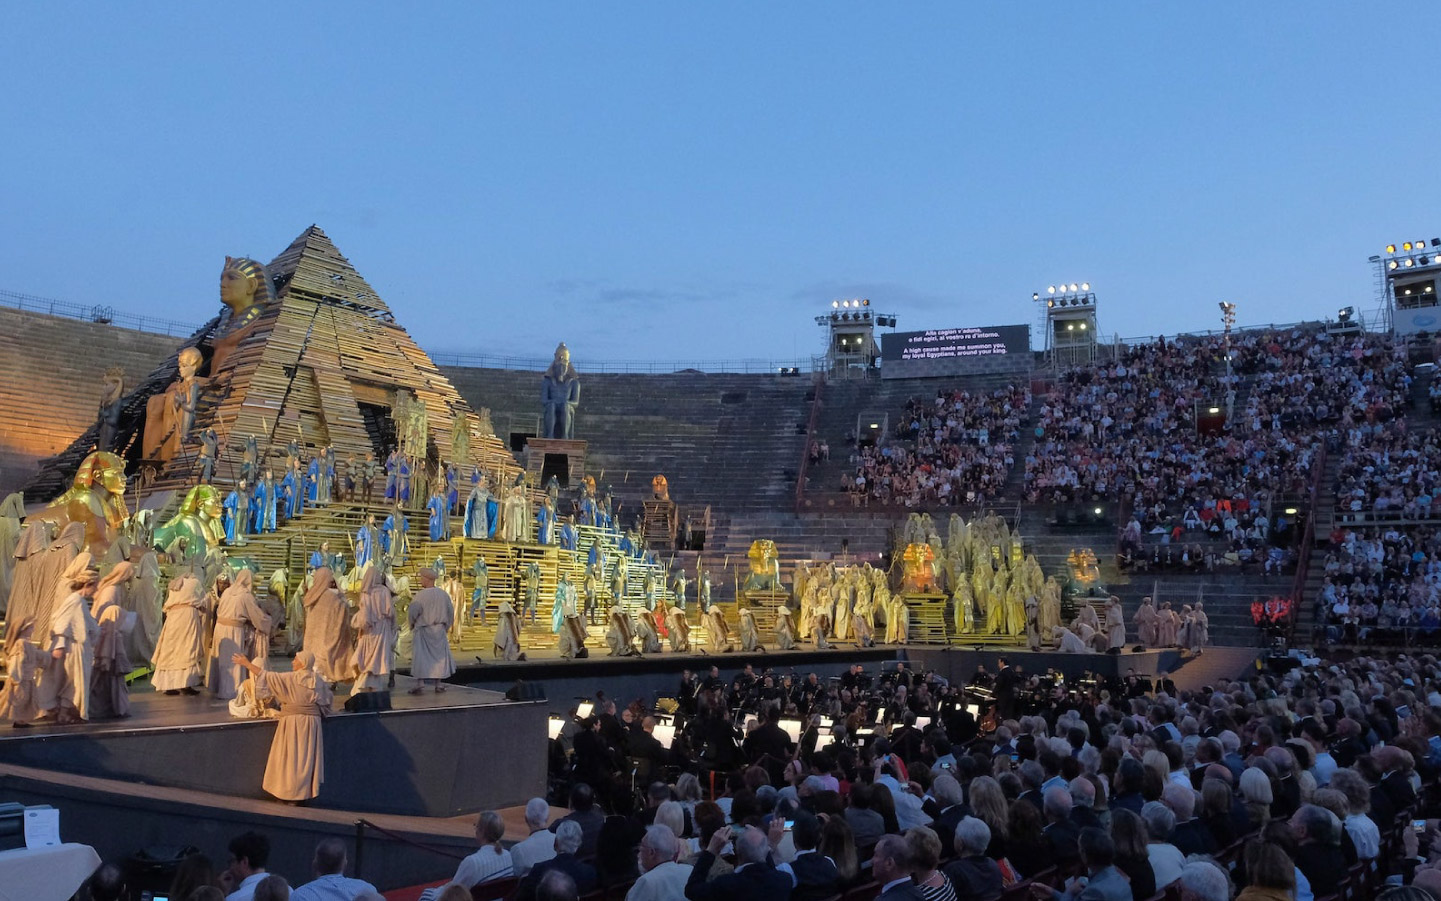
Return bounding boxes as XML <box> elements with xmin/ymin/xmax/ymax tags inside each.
<box><xmin>684</xmin><ymin>824</ymin><xmax>793</xmax><ymax>901</ymax></box>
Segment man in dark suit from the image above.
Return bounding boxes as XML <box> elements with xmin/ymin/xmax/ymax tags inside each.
<box><xmin>549</xmin><ymin>783</ymin><xmax>605</xmax><ymax>858</ymax></box>
<box><xmin>1068</xmin><ymin>778</ymin><xmax>1102</xmax><ymax>832</ymax></box>
<box><xmin>994</xmin><ymin>658</ymin><xmax>1019</xmax><ymax>720</ymax></box>
<box><xmin>785</xmin><ymin>813</ymin><xmax>839</xmax><ymax>901</ymax></box>
<box><xmin>1290</xmin><ymin>804</ymin><xmax>1348</xmax><ymax>898</ymax></box>
<box><xmin>628</xmin><ymin>717</ymin><xmax>670</xmax><ymax>777</ymax></box>
<box><xmin>515</xmin><ymin>820</ymin><xmax>597</xmax><ymax>901</ymax></box>
<box><xmin>685</xmin><ymin>824</ymin><xmax>794</xmax><ymax>901</ymax></box>
<box><xmin>870</xmin><ymin>834</ymin><xmax>923</xmax><ymax>900</ymax></box>
<box><xmin>744</xmin><ymin>706</ymin><xmax>794</xmax><ymax>764</ymax></box>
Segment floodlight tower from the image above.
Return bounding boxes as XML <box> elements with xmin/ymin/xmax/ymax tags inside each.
<box><xmin>1219</xmin><ymin>301</ymin><xmax>1237</xmax><ymax>424</ymax></box>
<box><xmin>1032</xmin><ymin>282</ymin><xmax>1098</xmax><ymax>370</ymax></box>
<box><xmin>813</xmin><ymin>299</ymin><xmax>896</xmax><ymax>377</ymax></box>
<box><xmin>1378</xmin><ymin>237</ymin><xmax>1441</xmax><ymax>336</ymax></box>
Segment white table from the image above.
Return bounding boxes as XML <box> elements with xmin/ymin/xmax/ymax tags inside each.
<box><xmin>0</xmin><ymin>842</ymin><xmax>101</xmax><ymax>901</ymax></box>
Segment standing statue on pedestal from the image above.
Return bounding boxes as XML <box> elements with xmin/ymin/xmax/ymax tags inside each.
<box><xmin>553</xmin><ymin>575</ymin><xmax>587</xmax><ymax>659</ymax></box>
<box><xmin>610</xmin><ymin>553</ymin><xmax>628</xmax><ymax>605</ymax></box>
<box><xmin>143</xmin><ymin>346</ymin><xmax>204</xmax><ymax>463</ymax></box>
<box><xmin>463</xmin><ymin>474</ymin><xmax>493</xmax><ymax>539</ymax></box>
<box><xmin>540</xmin><ymin>342</ymin><xmax>581</xmax><ymax>439</ymax></box>
<box><xmin>520</xmin><ymin>561</ymin><xmax>541</xmax><ymax>625</ymax></box>
<box><xmin>253</xmin><ymin>469</ymin><xmax>277</xmax><ymax>534</ymax></box>
<box><xmin>500</xmin><ymin>477</ymin><xmax>529</xmax><ymax>543</ymax></box>
<box><xmin>470</xmin><ymin>557</ymin><xmax>490</xmax><ymax>624</ymax></box>
<box><xmin>95</xmin><ymin>368</ymin><xmax>126</xmax><ymax>454</ymax></box>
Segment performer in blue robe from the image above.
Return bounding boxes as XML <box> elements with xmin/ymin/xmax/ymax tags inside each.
<box><xmin>445</xmin><ymin>465</ymin><xmax>459</xmax><ymax>515</ymax></box>
<box><xmin>463</xmin><ymin>483</ymin><xmax>492</xmax><ymax>539</ymax></box>
<box><xmin>559</xmin><ymin>518</ymin><xmax>577</xmax><ymax>551</ymax></box>
<box><xmin>355</xmin><ymin>515</ymin><xmax>380</xmax><ymax>570</ymax></box>
<box><xmin>384</xmin><ymin>450</ymin><xmax>399</xmax><ymax>500</ymax></box>
<box><xmin>470</xmin><ymin>558</ymin><xmax>489</xmax><ymax>623</ymax></box>
<box><xmin>486</xmin><ymin>496</ymin><xmax>499</xmax><ymax>538</ymax></box>
<box><xmin>383</xmin><ymin>509</ymin><xmax>409</xmax><ymax>564</ymax></box>
<box><xmin>536</xmin><ymin>499</ymin><xmax>555</xmax><ymax>546</ymax></box>
<box><xmin>223</xmin><ymin>485</ymin><xmax>246</xmax><ymax>545</ymax></box>
<box><xmin>397</xmin><ymin>458</ymin><xmax>413</xmax><ymax>504</ymax></box>
<box><xmin>280</xmin><ymin>462</ymin><xmax>305</xmax><ymax>520</ymax></box>
<box><xmin>252</xmin><ymin>470</ymin><xmax>277</xmax><ymax>534</ymax></box>
<box><xmin>427</xmin><ymin>491</ymin><xmax>448</xmax><ymax>542</ymax></box>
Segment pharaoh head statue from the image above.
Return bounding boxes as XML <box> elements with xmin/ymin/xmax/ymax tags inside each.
<box><xmin>546</xmin><ymin>342</ymin><xmax>577</xmax><ymax>381</ymax></box>
<box><xmin>219</xmin><ymin>256</ymin><xmax>275</xmax><ymax>322</ymax></box>
<box><xmin>101</xmin><ymin>367</ymin><xmax>125</xmax><ymax>405</ymax></box>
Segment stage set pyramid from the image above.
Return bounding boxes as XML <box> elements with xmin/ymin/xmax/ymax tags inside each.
<box><xmin>26</xmin><ymin>226</ymin><xmax>519</xmax><ymax>504</ymax></box>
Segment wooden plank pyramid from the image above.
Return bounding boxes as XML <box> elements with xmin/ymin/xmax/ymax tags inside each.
<box><xmin>26</xmin><ymin>226</ymin><xmax>520</xmax><ymax>502</ymax></box>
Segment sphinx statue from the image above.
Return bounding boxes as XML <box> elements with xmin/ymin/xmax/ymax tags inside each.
<box><xmin>540</xmin><ymin>343</ymin><xmax>581</xmax><ymax>440</ymax></box>
<box><xmin>651</xmin><ymin>474</ymin><xmax>670</xmax><ymax>502</ymax></box>
<box><xmin>31</xmin><ymin>451</ymin><xmax>129</xmax><ymax>556</ymax></box>
<box><xmin>153</xmin><ymin>484</ymin><xmax>226</xmax><ymax>560</ymax></box>
<box><xmin>142</xmin><ymin>345</ymin><xmax>203</xmax><ymax>462</ymax></box>
<box><xmin>741</xmin><ymin>539</ymin><xmax>782</xmax><ymax>592</ymax></box>
<box><xmin>209</xmin><ymin>256</ymin><xmax>276</xmax><ymax>373</ymax></box>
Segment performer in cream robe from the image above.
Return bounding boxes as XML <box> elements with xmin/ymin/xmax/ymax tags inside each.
<box><xmin>606</xmin><ymin>606</ymin><xmax>639</xmax><ymax>657</ymax></box>
<box><xmin>351</xmin><ymin>566</ymin><xmax>395</xmax><ymax>692</ymax></box>
<box><xmin>286</xmin><ymin>570</ymin><xmax>312</xmax><ymax>652</ymax></box>
<box><xmin>4</xmin><ymin>522</ymin><xmax>83</xmax><ymax>646</ymax></box>
<box><xmin>302</xmin><ymin>568</ymin><xmax>356</xmax><ymax>686</ymax></box>
<box><xmin>552</xmin><ymin>576</ymin><xmax>588</xmax><ymax>659</ymax></box>
<box><xmin>1025</xmin><ymin>595</ymin><xmax>1041</xmax><ymax>651</ymax></box>
<box><xmin>445</xmin><ymin>572</ymin><xmax>467</xmax><ymax>642</ymax></box>
<box><xmin>665</xmin><ymin>604</ymin><xmax>691</xmax><ymax>652</ymax></box>
<box><xmin>152</xmin><ymin>575</ymin><xmax>207</xmax><ymax>693</ymax></box>
<box><xmin>637</xmin><ymin>608</ymin><xmax>663</xmax><ymax>653</ymax></box>
<box><xmin>36</xmin><ymin>564</ymin><xmax>100</xmax><ymax>723</ymax></box>
<box><xmin>233</xmin><ymin>650</ymin><xmax>331</xmax><ymax>802</ymax></box>
<box><xmin>738</xmin><ymin>605</ymin><xmax>763</xmax><ymax>652</ymax></box>
<box><xmin>494</xmin><ymin>600</ymin><xmax>523</xmax><ymax>661</ymax></box>
<box><xmin>1105</xmin><ymin>596</ymin><xmax>1127</xmax><ymax>652</ymax></box>
<box><xmin>500</xmin><ymin>481</ymin><xmax>529</xmax><ymax>543</ymax></box>
<box><xmin>952</xmin><ymin>581</ymin><xmax>973</xmax><ymax>635</ymax></box>
<box><xmin>1052</xmin><ymin>626</ymin><xmax>1088</xmax><ymax>654</ymax></box>
<box><xmin>90</xmin><ymin>562</ymin><xmax>136</xmax><ymax>719</ymax></box>
<box><xmin>775</xmin><ymin>603</ymin><xmax>797</xmax><ymax>651</ymax></box>
<box><xmin>407</xmin><ymin>569</ymin><xmax>456</xmax><ymax>691</ymax></box>
<box><xmin>0</xmin><ymin>620</ymin><xmax>43</xmax><ymax>725</ymax></box>
<box><xmin>1004</xmin><ymin>584</ymin><xmax>1026</xmax><ymax>637</ymax></box>
<box><xmin>1156</xmin><ymin>602</ymin><xmax>1179</xmax><ymax>648</ymax></box>
<box><xmin>1191</xmin><ymin>601</ymin><xmax>1209</xmax><ymax>652</ymax></box>
<box><xmin>886</xmin><ymin>592</ymin><xmax>908</xmax><ymax>645</ymax></box>
<box><xmin>125</xmin><ymin>552</ymin><xmax>163</xmax><ymax>665</ymax></box>
<box><xmin>1178</xmin><ymin>605</ymin><xmax>1198</xmax><ymax>652</ymax></box>
<box><xmin>1038</xmin><ymin>579</ymin><xmax>1062</xmax><ymax>637</ymax></box>
<box><xmin>1073</xmin><ymin>601</ymin><xmax>1101</xmax><ymax>637</ymax></box>
<box><xmin>209</xmin><ymin>570</ymin><xmax>272</xmax><ymax>701</ymax></box>
<box><xmin>1133</xmin><ymin>597</ymin><xmax>1159</xmax><ymax>647</ymax></box>
<box><xmin>852</xmin><ymin>591</ymin><xmax>875</xmax><ymax>648</ymax></box>
<box><xmin>701</xmin><ymin>596</ymin><xmax>732</xmax><ymax>653</ymax></box>
<box><xmin>0</xmin><ymin>492</ymin><xmax>25</xmax><ymax>611</ymax></box>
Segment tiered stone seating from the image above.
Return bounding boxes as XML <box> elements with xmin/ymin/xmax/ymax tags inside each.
<box><xmin>442</xmin><ymin>368</ymin><xmax>811</xmax><ymax>513</ymax></box>
<box><xmin>0</xmin><ymin>307</ymin><xmax>183</xmax><ymax>493</ymax></box>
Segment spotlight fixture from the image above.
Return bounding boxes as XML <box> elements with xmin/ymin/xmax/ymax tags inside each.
<box><xmin>1390</xmin><ymin>261</ymin><xmax>1400</xmax><ymax>270</ymax></box>
<box><xmin>1033</xmin><ymin>292</ymin><xmax>1040</xmax><ymax>301</ymax></box>
<box><xmin>1048</xmin><ymin>286</ymin><xmax>1056</xmax><ymax>294</ymax></box>
<box><xmin>1081</xmin><ymin>282</ymin><xmax>1090</xmax><ymax>291</ymax></box>
<box><xmin>862</xmin><ymin>298</ymin><xmax>870</xmax><ymax>306</ymax></box>
<box><xmin>1047</xmin><ymin>300</ymin><xmax>1054</xmax><ymax>308</ymax></box>
<box><xmin>1432</xmin><ymin>239</ymin><xmax>1441</xmax><ymax>247</ymax></box>
<box><xmin>1387</xmin><ymin>244</ymin><xmax>1397</xmax><ymax>253</ymax></box>
<box><xmin>832</xmin><ymin>300</ymin><xmax>839</xmax><ymax>308</ymax></box>
<box><xmin>1405</xmin><ymin>259</ymin><xmax>1415</xmax><ymax>268</ymax></box>
<box><xmin>1069</xmin><ymin>283</ymin><xmax>1079</xmax><ymax>292</ymax></box>
<box><xmin>1405</xmin><ymin>242</ymin><xmax>1414</xmax><ymax>251</ymax></box>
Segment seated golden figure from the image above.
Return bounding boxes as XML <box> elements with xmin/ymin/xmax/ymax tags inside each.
<box><xmin>900</xmin><ymin>542</ymin><xmax>939</xmax><ymax>593</ymax></box>
<box><xmin>742</xmin><ymin>538</ymin><xmax>781</xmax><ymax>592</ymax></box>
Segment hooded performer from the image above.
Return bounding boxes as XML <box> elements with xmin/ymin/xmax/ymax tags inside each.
<box><xmin>208</xmin><ymin>569</ymin><xmax>272</xmax><ymax>701</ymax></box>
<box><xmin>302</xmin><ymin>568</ymin><xmax>356</xmax><ymax>686</ymax></box>
<box><xmin>36</xmin><ymin>557</ymin><xmax>100</xmax><ymax>723</ymax></box>
<box><xmin>351</xmin><ymin>566</ymin><xmax>395</xmax><ymax>692</ymax></box>
<box><xmin>152</xmin><ymin>575</ymin><xmax>208</xmax><ymax>694</ymax></box>
<box><xmin>232</xmin><ymin>650</ymin><xmax>332</xmax><ymax>802</ymax></box>
<box><xmin>90</xmin><ymin>562</ymin><xmax>137</xmax><ymax>718</ymax></box>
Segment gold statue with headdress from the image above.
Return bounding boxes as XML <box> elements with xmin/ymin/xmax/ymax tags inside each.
<box><xmin>35</xmin><ymin>451</ymin><xmax>129</xmax><ymax>555</ymax></box>
<box><xmin>210</xmin><ymin>256</ymin><xmax>276</xmax><ymax>373</ymax></box>
<box><xmin>153</xmin><ymin>484</ymin><xmax>226</xmax><ymax>559</ymax></box>
<box><xmin>651</xmin><ymin>474</ymin><xmax>670</xmax><ymax>502</ymax></box>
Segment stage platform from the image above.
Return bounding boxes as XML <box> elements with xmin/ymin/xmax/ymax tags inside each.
<box><xmin>0</xmin><ymin>674</ymin><xmax>547</xmax><ymax>818</ymax></box>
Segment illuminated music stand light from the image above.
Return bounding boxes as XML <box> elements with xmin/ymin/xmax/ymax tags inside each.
<box><xmin>653</xmin><ymin>723</ymin><xmax>677</xmax><ymax>749</ymax></box>
<box><xmin>915</xmin><ymin>716</ymin><xmax>932</xmax><ymax>731</ymax></box>
<box><xmin>965</xmin><ymin>704</ymin><xmax>980</xmax><ymax>718</ymax></box>
<box><xmin>575</xmin><ymin>702</ymin><xmax>594</xmax><ymax>719</ymax></box>
<box><xmin>548</xmin><ymin>717</ymin><xmax>566</xmax><ymax>740</ymax></box>
<box><xmin>778</xmin><ymin>719</ymin><xmax>803</xmax><ymax>743</ymax></box>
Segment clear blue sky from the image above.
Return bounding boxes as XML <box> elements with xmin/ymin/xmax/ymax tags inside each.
<box><xmin>2</xmin><ymin>5</ymin><xmax>1436</xmax><ymax>365</ymax></box>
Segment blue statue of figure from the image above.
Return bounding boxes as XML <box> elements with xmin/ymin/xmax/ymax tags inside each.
<box><xmin>486</xmin><ymin>494</ymin><xmax>500</xmax><ymax>538</ymax></box>
<box><xmin>280</xmin><ymin>460</ymin><xmax>305</xmax><ymax>520</ymax></box>
<box><xmin>427</xmin><ymin>490</ymin><xmax>449</xmax><ymax>542</ymax></box>
<box><xmin>578</xmin><ymin>494</ymin><xmax>597</xmax><ymax>527</ymax></box>
<box><xmin>432</xmin><ymin>556</ymin><xmax>446</xmax><ymax>578</ymax></box>
<box><xmin>384</xmin><ymin>450</ymin><xmax>399</xmax><ymax>500</ymax></box>
<box><xmin>382</xmin><ymin>508</ymin><xmax>409</xmax><ymax>564</ymax></box>
<box><xmin>470</xmin><ymin>557</ymin><xmax>490</xmax><ymax>623</ymax></box>
<box><xmin>559</xmin><ymin>518</ymin><xmax>577</xmax><ymax>551</ymax></box>
<box><xmin>536</xmin><ymin>497</ymin><xmax>555</xmax><ymax>546</ymax></box>
<box><xmin>550</xmin><ymin>578</ymin><xmax>567</xmax><ymax>635</ymax></box>
<box><xmin>540</xmin><ymin>343</ymin><xmax>581</xmax><ymax>440</ymax></box>
<box><xmin>445</xmin><ymin>464</ymin><xmax>459</xmax><ymax>515</ymax></box>
<box><xmin>252</xmin><ymin>469</ymin><xmax>278</xmax><ymax>534</ymax></box>
<box><xmin>463</xmin><ymin>478</ymin><xmax>493</xmax><ymax>539</ymax></box>
<box><xmin>355</xmin><ymin>514</ymin><xmax>381</xmax><ymax>570</ymax></box>
<box><xmin>397</xmin><ymin>457</ymin><xmax>413</xmax><ymax>504</ymax></box>
<box><xmin>223</xmin><ymin>480</ymin><xmax>250</xmax><ymax>546</ymax></box>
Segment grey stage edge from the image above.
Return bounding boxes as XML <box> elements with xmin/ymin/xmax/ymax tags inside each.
<box><xmin>0</xmin><ymin>697</ymin><xmax>548</xmax><ymax>818</ymax></box>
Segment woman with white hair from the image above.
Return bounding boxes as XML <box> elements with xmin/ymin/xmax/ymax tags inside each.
<box><xmin>232</xmin><ymin>650</ymin><xmax>333</xmax><ymax>802</ymax></box>
<box><xmin>1142</xmin><ymin>800</ymin><xmax>1185</xmax><ymax>888</ymax></box>
<box><xmin>1240</xmin><ymin>767</ymin><xmax>1274</xmax><ymax>832</ymax></box>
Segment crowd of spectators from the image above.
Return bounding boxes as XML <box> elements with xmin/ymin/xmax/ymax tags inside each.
<box><xmin>1024</xmin><ymin>330</ymin><xmax>1408</xmax><ymax>529</ymax></box>
<box><xmin>1336</xmin><ymin>424</ymin><xmax>1441</xmax><ymax>520</ymax></box>
<box><xmin>845</xmin><ymin>386</ymin><xmax>1031</xmax><ymax>507</ymax></box>
<box><xmin>1316</xmin><ymin>524</ymin><xmax>1441</xmax><ymax>646</ymax></box>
